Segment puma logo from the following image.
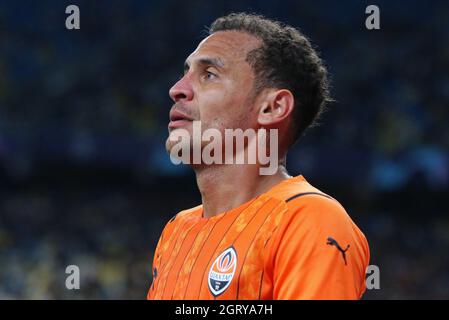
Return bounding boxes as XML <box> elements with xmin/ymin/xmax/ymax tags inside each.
<box><xmin>326</xmin><ymin>237</ymin><xmax>350</xmax><ymax>265</ymax></box>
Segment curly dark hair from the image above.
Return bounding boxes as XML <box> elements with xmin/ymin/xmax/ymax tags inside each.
<box><xmin>209</xmin><ymin>12</ymin><xmax>331</xmax><ymax>144</ymax></box>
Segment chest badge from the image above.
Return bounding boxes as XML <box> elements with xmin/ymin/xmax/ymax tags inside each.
<box><xmin>208</xmin><ymin>246</ymin><xmax>238</xmax><ymax>297</ymax></box>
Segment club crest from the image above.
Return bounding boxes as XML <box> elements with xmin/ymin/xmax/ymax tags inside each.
<box><xmin>208</xmin><ymin>246</ymin><xmax>238</xmax><ymax>297</ymax></box>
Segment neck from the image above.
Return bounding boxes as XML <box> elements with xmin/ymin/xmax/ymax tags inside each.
<box><xmin>194</xmin><ymin>159</ymin><xmax>291</xmax><ymax>218</ymax></box>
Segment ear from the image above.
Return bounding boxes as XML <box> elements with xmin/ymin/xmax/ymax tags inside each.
<box><xmin>257</xmin><ymin>89</ymin><xmax>295</xmax><ymax>126</ymax></box>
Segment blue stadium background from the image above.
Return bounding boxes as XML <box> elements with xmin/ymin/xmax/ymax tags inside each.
<box><xmin>0</xmin><ymin>0</ymin><xmax>448</xmax><ymax>299</ymax></box>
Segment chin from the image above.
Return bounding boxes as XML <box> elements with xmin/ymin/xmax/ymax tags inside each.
<box><xmin>165</xmin><ymin>135</ymin><xmax>193</xmax><ymax>156</ymax></box>
<box><xmin>165</xmin><ymin>138</ymin><xmax>173</xmax><ymax>154</ymax></box>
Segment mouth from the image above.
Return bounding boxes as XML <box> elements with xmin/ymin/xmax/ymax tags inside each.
<box><xmin>168</xmin><ymin>110</ymin><xmax>194</xmax><ymax>129</ymax></box>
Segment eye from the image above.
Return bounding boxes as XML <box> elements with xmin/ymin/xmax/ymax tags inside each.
<box><xmin>203</xmin><ymin>70</ymin><xmax>217</xmax><ymax>80</ymax></box>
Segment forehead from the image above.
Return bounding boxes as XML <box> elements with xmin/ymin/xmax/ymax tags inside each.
<box><xmin>186</xmin><ymin>31</ymin><xmax>262</xmax><ymax>66</ymax></box>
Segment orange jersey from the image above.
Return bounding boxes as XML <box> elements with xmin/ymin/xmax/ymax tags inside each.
<box><xmin>147</xmin><ymin>175</ymin><xmax>370</xmax><ymax>300</ymax></box>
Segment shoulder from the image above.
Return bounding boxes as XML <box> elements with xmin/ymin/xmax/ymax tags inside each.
<box><xmin>159</xmin><ymin>204</ymin><xmax>203</xmax><ymax>240</ymax></box>
<box><xmin>265</xmin><ymin>177</ymin><xmax>369</xmax><ymax>257</ymax></box>
<box><xmin>266</xmin><ymin>176</ymin><xmax>353</xmax><ymax>229</ymax></box>
<box><xmin>284</xmin><ymin>192</ymin><xmax>350</xmax><ymax>230</ymax></box>
<box><xmin>169</xmin><ymin>204</ymin><xmax>203</xmax><ymax>223</ymax></box>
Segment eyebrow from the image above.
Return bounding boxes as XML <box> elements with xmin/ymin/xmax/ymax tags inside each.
<box><xmin>184</xmin><ymin>57</ymin><xmax>225</xmax><ymax>73</ymax></box>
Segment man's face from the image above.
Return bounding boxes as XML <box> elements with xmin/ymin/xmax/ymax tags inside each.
<box><xmin>166</xmin><ymin>31</ymin><xmax>262</xmax><ymax>154</ymax></box>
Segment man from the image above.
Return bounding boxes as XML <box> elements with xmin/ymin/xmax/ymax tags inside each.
<box><xmin>148</xmin><ymin>13</ymin><xmax>370</xmax><ymax>300</ymax></box>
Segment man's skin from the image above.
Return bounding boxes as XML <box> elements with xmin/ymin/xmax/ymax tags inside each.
<box><xmin>166</xmin><ymin>31</ymin><xmax>297</xmax><ymax>218</ymax></box>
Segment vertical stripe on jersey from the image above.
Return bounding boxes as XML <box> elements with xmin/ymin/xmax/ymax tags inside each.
<box><xmin>180</xmin><ymin>214</ymin><xmax>226</xmax><ymax>299</ymax></box>
<box><xmin>235</xmin><ymin>200</ymin><xmax>286</xmax><ymax>299</ymax></box>
<box><xmin>156</xmin><ymin>217</ymin><xmax>199</xmax><ymax>299</ymax></box>
<box><xmin>195</xmin><ymin>198</ymin><xmax>260</xmax><ymax>299</ymax></box>
<box><xmin>197</xmin><ymin>196</ymin><xmax>277</xmax><ymax>299</ymax></box>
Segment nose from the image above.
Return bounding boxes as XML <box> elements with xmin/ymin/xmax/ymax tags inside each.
<box><xmin>169</xmin><ymin>74</ymin><xmax>194</xmax><ymax>103</ymax></box>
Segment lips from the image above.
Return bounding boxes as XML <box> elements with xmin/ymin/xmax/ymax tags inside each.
<box><xmin>168</xmin><ymin>109</ymin><xmax>194</xmax><ymax>129</ymax></box>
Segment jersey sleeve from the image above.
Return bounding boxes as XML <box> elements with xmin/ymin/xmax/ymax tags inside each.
<box><xmin>147</xmin><ymin>226</ymin><xmax>165</xmax><ymax>299</ymax></box>
<box><xmin>147</xmin><ymin>215</ymin><xmax>177</xmax><ymax>300</ymax></box>
<box><xmin>267</xmin><ymin>194</ymin><xmax>370</xmax><ymax>300</ymax></box>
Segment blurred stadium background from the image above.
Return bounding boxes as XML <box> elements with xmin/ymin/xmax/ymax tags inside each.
<box><xmin>0</xmin><ymin>0</ymin><xmax>448</xmax><ymax>299</ymax></box>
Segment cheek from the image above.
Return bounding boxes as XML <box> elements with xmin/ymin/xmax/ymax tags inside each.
<box><xmin>196</xmin><ymin>91</ymin><xmax>227</xmax><ymax>125</ymax></box>
<box><xmin>201</xmin><ymin>104</ymin><xmax>244</xmax><ymax>129</ymax></box>
<box><xmin>197</xmin><ymin>82</ymin><xmax>253</xmax><ymax>129</ymax></box>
